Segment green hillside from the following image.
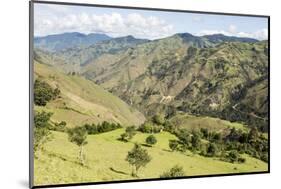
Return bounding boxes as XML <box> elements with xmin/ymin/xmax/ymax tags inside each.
<box><xmin>34</xmin><ymin>61</ymin><xmax>145</xmax><ymax>127</ymax></box>
<box><xmin>33</xmin><ymin>32</ymin><xmax>268</xmax><ymax>186</ymax></box>
<box><xmin>80</xmin><ymin>38</ymin><xmax>268</xmax><ymax>130</ymax></box>
<box><xmin>168</xmin><ymin>113</ymin><xmax>247</xmax><ymax>132</ymax></box>
<box><xmin>34</xmin><ymin>129</ymin><xmax>267</xmax><ymax>186</ymax></box>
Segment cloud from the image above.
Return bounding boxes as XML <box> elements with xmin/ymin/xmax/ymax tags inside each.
<box><xmin>34</xmin><ymin>11</ymin><xmax>175</xmax><ymax>39</ymax></box>
<box><xmin>192</xmin><ymin>16</ymin><xmax>203</xmax><ymax>22</ymax></box>
<box><xmin>197</xmin><ymin>26</ymin><xmax>268</xmax><ymax>40</ymax></box>
<box><xmin>228</xmin><ymin>25</ymin><xmax>237</xmax><ymax>34</ymax></box>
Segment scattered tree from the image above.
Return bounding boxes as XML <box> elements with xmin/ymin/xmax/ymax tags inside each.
<box><xmin>67</xmin><ymin>127</ymin><xmax>88</xmax><ymax>166</ymax></box>
<box><xmin>126</xmin><ymin>144</ymin><xmax>151</xmax><ymax>177</ymax></box>
<box><xmin>34</xmin><ymin>111</ymin><xmax>53</xmax><ymax>156</ymax></box>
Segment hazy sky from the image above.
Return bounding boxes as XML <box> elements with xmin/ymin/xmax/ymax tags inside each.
<box><xmin>34</xmin><ymin>3</ymin><xmax>268</xmax><ymax>40</ymax></box>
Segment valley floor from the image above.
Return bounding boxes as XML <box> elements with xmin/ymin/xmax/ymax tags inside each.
<box><xmin>34</xmin><ymin>129</ymin><xmax>268</xmax><ymax>186</ymax></box>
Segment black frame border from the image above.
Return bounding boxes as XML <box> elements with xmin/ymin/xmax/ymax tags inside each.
<box><xmin>29</xmin><ymin>1</ymin><xmax>270</xmax><ymax>188</ymax></box>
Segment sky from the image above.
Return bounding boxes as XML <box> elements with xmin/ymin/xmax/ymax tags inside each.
<box><xmin>34</xmin><ymin>3</ymin><xmax>268</xmax><ymax>40</ymax></box>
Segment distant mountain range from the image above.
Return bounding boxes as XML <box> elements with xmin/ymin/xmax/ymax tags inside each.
<box><xmin>34</xmin><ymin>32</ymin><xmax>112</xmax><ymax>52</ymax></box>
<box><xmin>34</xmin><ymin>32</ymin><xmax>259</xmax><ymax>52</ymax></box>
<box><xmin>34</xmin><ymin>32</ymin><xmax>268</xmax><ymax>131</ymax></box>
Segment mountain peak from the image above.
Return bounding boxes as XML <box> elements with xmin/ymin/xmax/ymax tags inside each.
<box><xmin>174</xmin><ymin>33</ymin><xmax>195</xmax><ymax>38</ymax></box>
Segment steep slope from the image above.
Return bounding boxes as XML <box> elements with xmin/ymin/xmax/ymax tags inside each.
<box><xmin>82</xmin><ymin>38</ymin><xmax>268</xmax><ymax>130</ymax></box>
<box><xmin>54</xmin><ymin>35</ymin><xmax>150</xmax><ymax>67</ymax></box>
<box><xmin>35</xmin><ymin>32</ymin><xmax>268</xmax><ymax>130</ymax></box>
<box><xmin>82</xmin><ymin>33</ymin><xmax>209</xmax><ymax>88</ymax></box>
<box><xmin>34</xmin><ymin>60</ymin><xmax>145</xmax><ymax>127</ymax></box>
<box><xmin>34</xmin><ymin>32</ymin><xmax>111</xmax><ymax>52</ymax></box>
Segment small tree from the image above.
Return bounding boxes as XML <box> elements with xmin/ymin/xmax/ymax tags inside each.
<box><xmin>120</xmin><ymin>132</ymin><xmax>130</xmax><ymax>142</ymax></box>
<box><xmin>34</xmin><ymin>79</ymin><xmax>54</xmax><ymax>106</ymax></box>
<box><xmin>126</xmin><ymin>126</ymin><xmax>137</xmax><ymax>139</ymax></box>
<box><xmin>34</xmin><ymin>111</ymin><xmax>53</xmax><ymax>156</ymax></box>
<box><xmin>160</xmin><ymin>165</ymin><xmax>185</xmax><ymax>178</ymax></box>
<box><xmin>126</xmin><ymin>144</ymin><xmax>151</xmax><ymax>177</ymax></box>
<box><xmin>200</xmin><ymin>128</ymin><xmax>209</xmax><ymax>139</ymax></box>
<box><xmin>120</xmin><ymin>126</ymin><xmax>137</xmax><ymax>142</ymax></box>
<box><xmin>212</xmin><ymin>132</ymin><xmax>222</xmax><ymax>142</ymax></box>
<box><xmin>191</xmin><ymin>133</ymin><xmax>201</xmax><ymax>149</ymax></box>
<box><xmin>139</xmin><ymin>122</ymin><xmax>153</xmax><ymax>133</ymax></box>
<box><xmin>53</xmin><ymin>121</ymin><xmax>66</xmax><ymax>132</ymax></box>
<box><xmin>207</xmin><ymin>143</ymin><xmax>218</xmax><ymax>157</ymax></box>
<box><xmin>248</xmin><ymin>127</ymin><xmax>259</xmax><ymax>142</ymax></box>
<box><xmin>169</xmin><ymin>140</ymin><xmax>179</xmax><ymax>151</ymax></box>
<box><xmin>67</xmin><ymin>127</ymin><xmax>88</xmax><ymax>166</ymax></box>
<box><xmin>152</xmin><ymin>114</ymin><xmax>165</xmax><ymax>125</ymax></box>
<box><xmin>52</xmin><ymin>88</ymin><xmax>61</xmax><ymax>99</ymax></box>
<box><xmin>146</xmin><ymin>135</ymin><xmax>157</xmax><ymax>146</ymax></box>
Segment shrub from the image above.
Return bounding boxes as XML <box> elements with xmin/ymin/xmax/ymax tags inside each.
<box><xmin>226</xmin><ymin>150</ymin><xmax>240</xmax><ymax>163</ymax></box>
<box><xmin>119</xmin><ymin>126</ymin><xmax>136</xmax><ymax>142</ymax></box>
<box><xmin>163</xmin><ymin>121</ymin><xmax>175</xmax><ymax>133</ymax></box>
<box><xmin>207</xmin><ymin>143</ymin><xmax>218</xmax><ymax>157</ymax></box>
<box><xmin>160</xmin><ymin>165</ymin><xmax>185</xmax><ymax>178</ymax></box>
<box><xmin>146</xmin><ymin>135</ymin><xmax>157</xmax><ymax>146</ymax></box>
<box><xmin>238</xmin><ymin>157</ymin><xmax>246</xmax><ymax>163</ymax></box>
<box><xmin>139</xmin><ymin>122</ymin><xmax>153</xmax><ymax>133</ymax></box>
<box><xmin>120</xmin><ymin>132</ymin><xmax>130</xmax><ymax>142</ymax></box>
<box><xmin>169</xmin><ymin>140</ymin><xmax>179</xmax><ymax>151</ymax></box>
<box><xmin>191</xmin><ymin>133</ymin><xmax>201</xmax><ymax>149</ymax></box>
<box><xmin>200</xmin><ymin>128</ymin><xmax>209</xmax><ymax>139</ymax></box>
<box><xmin>260</xmin><ymin>153</ymin><xmax>268</xmax><ymax>162</ymax></box>
<box><xmin>152</xmin><ymin>114</ymin><xmax>165</xmax><ymax>125</ymax></box>
<box><xmin>53</xmin><ymin>121</ymin><xmax>67</xmax><ymax>132</ymax></box>
<box><xmin>176</xmin><ymin>129</ymin><xmax>191</xmax><ymax>146</ymax></box>
<box><xmin>126</xmin><ymin>126</ymin><xmax>137</xmax><ymax>139</ymax></box>
<box><xmin>212</xmin><ymin>132</ymin><xmax>222</xmax><ymax>142</ymax></box>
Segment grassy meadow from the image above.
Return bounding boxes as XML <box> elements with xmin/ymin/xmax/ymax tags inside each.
<box><xmin>34</xmin><ymin>128</ymin><xmax>267</xmax><ymax>186</ymax></box>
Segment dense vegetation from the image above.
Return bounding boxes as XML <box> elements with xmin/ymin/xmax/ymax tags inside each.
<box><xmin>34</xmin><ymin>79</ymin><xmax>60</xmax><ymax>106</ymax></box>
<box><xmin>136</xmin><ymin>115</ymin><xmax>268</xmax><ymax>163</ymax></box>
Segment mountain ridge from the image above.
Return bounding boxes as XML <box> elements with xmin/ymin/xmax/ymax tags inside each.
<box><xmin>34</xmin><ymin>32</ymin><xmax>112</xmax><ymax>52</ymax></box>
